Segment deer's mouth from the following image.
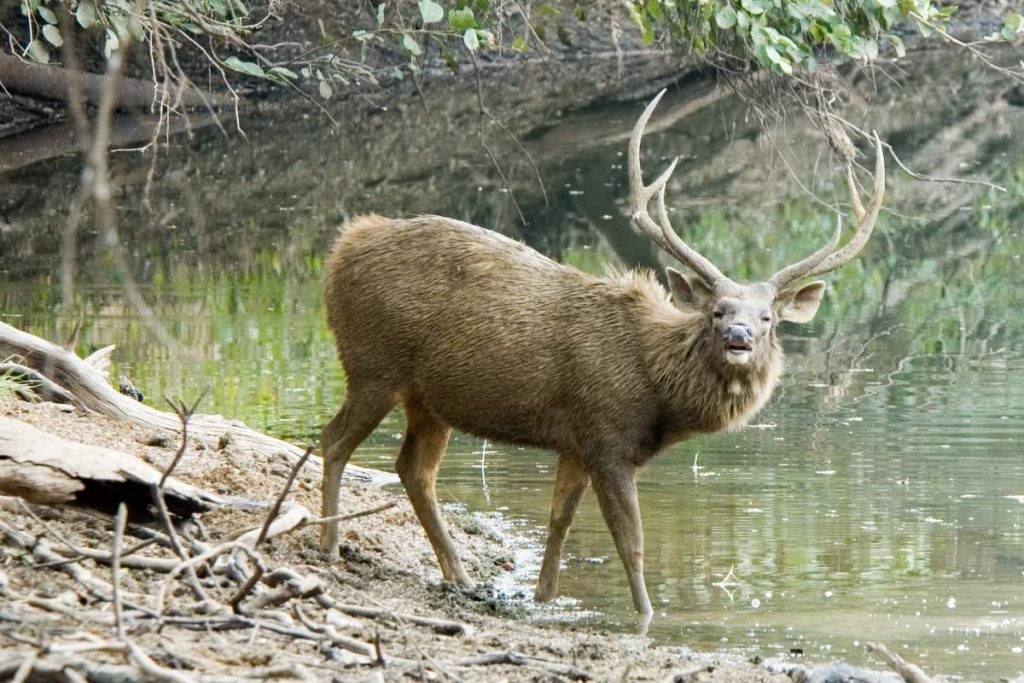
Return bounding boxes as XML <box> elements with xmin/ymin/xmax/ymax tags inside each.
<box><xmin>725</xmin><ymin>341</ymin><xmax>753</xmax><ymax>365</ymax></box>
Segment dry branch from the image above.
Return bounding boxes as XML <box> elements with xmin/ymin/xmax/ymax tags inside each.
<box><xmin>0</xmin><ymin>321</ymin><xmax>394</xmax><ymax>485</ymax></box>
<box><xmin>867</xmin><ymin>643</ymin><xmax>935</xmax><ymax>683</ymax></box>
<box><xmin>0</xmin><ymin>51</ymin><xmax>218</xmax><ymax>110</ymax></box>
<box><xmin>458</xmin><ymin>651</ymin><xmax>591</xmax><ymax>680</ymax></box>
<box><xmin>0</xmin><ymin>415</ymin><xmax>225</xmax><ymax>519</ymax></box>
<box><xmin>327</xmin><ymin>601</ymin><xmax>468</xmax><ymax>637</ymax></box>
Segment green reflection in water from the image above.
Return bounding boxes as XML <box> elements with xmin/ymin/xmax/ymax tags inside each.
<box><xmin>2</xmin><ymin>77</ymin><xmax>1024</xmax><ymax>680</ymax></box>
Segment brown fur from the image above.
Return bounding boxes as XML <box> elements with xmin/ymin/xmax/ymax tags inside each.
<box><xmin>320</xmin><ymin>214</ymin><xmax>821</xmax><ymax>615</ymax></box>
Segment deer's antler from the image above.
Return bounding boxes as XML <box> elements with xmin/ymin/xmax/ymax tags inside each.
<box><xmin>769</xmin><ymin>133</ymin><xmax>886</xmax><ymax>292</ymax></box>
<box><xmin>628</xmin><ymin>90</ymin><xmax>732</xmax><ymax>288</ymax></box>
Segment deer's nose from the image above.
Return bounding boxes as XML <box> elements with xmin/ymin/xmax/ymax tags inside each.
<box><xmin>726</xmin><ymin>325</ymin><xmax>752</xmax><ymax>346</ymax></box>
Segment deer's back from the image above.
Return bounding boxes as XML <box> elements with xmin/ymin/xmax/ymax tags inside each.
<box><xmin>325</xmin><ymin>215</ymin><xmax>663</xmax><ymax>453</ymax></box>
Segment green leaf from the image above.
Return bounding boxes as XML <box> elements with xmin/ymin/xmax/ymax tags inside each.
<box><xmin>268</xmin><ymin>66</ymin><xmax>298</xmax><ymax>80</ymax></box>
<box><xmin>557</xmin><ymin>24</ymin><xmax>572</xmax><ymax>46</ymax></box>
<box><xmin>76</xmin><ymin>1</ymin><xmax>97</xmax><ymax>28</ymax></box>
<box><xmin>401</xmin><ymin>33</ymin><xmax>422</xmax><ymax>55</ymax></box>
<box><xmin>863</xmin><ymin>38</ymin><xmax>879</xmax><ymax>60</ymax></box>
<box><xmin>511</xmin><ymin>37</ymin><xmax>528</xmax><ymax>51</ymax></box>
<box><xmin>886</xmin><ymin>33</ymin><xmax>906</xmax><ymax>57</ymax></box>
<box><xmin>645</xmin><ymin>0</ymin><xmax>663</xmax><ymax>21</ymax></box>
<box><xmin>440</xmin><ymin>45</ymin><xmax>459</xmax><ymax>72</ymax></box>
<box><xmin>462</xmin><ymin>27</ymin><xmax>479</xmax><ymax>51</ymax></box>
<box><xmin>449</xmin><ymin>7</ymin><xmax>476</xmax><ymax>31</ymax></box>
<box><xmin>538</xmin><ymin>3</ymin><xmax>560</xmax><ymax>18</ymax></box>
<box><xmin>224</xmin><ymin>56</ymin><xmax>266</xmax><ymax>77</ymax></box>
<box><xmin>736</xmin><ymin>10</ymin><xmax>750</xmax><ymax>29</ymax></box>
<box><xmin>418</xmin><ymin>0</ymin><xmax>443</xmax><ymax>24</ymax></box>
<box><xmin>1001</xmin><ymin>13</ymin><xmax>1023</xmax><ymax>40</ymax></box>
<box><xmin>36</xmin><ymin>6</ymin><xmax>57</xmax><ymax>23</ymax></box>
<box><xmin>319</xmin><ymin>79</ymin><xmax>333</xmax><ymax>99</ymax></box>
<box><xmin>715</xmin><ymin>5</ymin><xmax>737</xmax><ymax>29</ymax></box>
<box><xmin>740</xmin><ymin>0</ymin><xmax>765</xmax><ymax>16</ymax></box>
<box><xmin>376</xmin><ymin>2</ymin><xmax>385</xmax><ymax>25</ymax></box>
<box><xmin>41</xmin><ymin>23</ymin><xmax>62</xmax><ymax>47</ymax></box>
<box><xmin>26</xmin><ymin>39</ymin><xmax>49</xmax><ymax>63</ymax></box>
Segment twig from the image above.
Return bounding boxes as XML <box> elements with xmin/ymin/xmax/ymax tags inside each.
<box><xmin>458</xmin><ymin>651</ymin><xmax>591</xmax><ymax>680</ymax></box>
<box><xmin>815</xmin><ymin>107</ymin><xmax>1008</xmax><ymax>193</ymax></box>
<box><xmin>293</xmin><ymin>603</ymin><xmax>375</xmax><ymax>657</ymax></box>
<box><xmin>304</xmin><ymin>502</ymin><xmax>397</xmax><ymax>527</ymax></box>
<box><xmin>866</xmin><ymin>642</ymin><xmax>934</xmax><ymax>683</ymax></box>
<box><xmin>11</xmin><ymin>654</ymin><xmax>36</xmax><ymax>683</ymax></box>
<box><xmin>712</xmin><ymin>565</ymin><xmax>741</xmax><ymax>588</ymax></box>
<box><xmin>228</xmin><ymin>564</ymin><xmax>265</xmax><ymax>615</ymax></box>
<box><xmin>661</xmin><ymin>664</ymin><xmax>714</xmax><ymax>682</ymax></box>
<box><xmin>78</xmin><ymin>0</ymin><xmax>185</xmax><ymax>356</ymax></box>
<box><xmin>255</xmin><ymin>447</ymin><xmax>312</xmax><ymax>549</ymax></box>
<box><xmin>149</xmin><ymin>482</ymin><xmax>213</xmax><ymax>609</ymax></box>
<box><xmin>156</xmin><ymin>541</ymin><xmax>254</xmax><ymax>614</ymax></box>
<box><xmin>112</xmin><ymin>503</ymin><xmax>128</xmax><ymax>641</ymax></box>
<box><xmin>325</xmin><ymin>601</ymin><xmax>467</xmax><ymax>636</ymax></box>
<box><xmin>909</xmin><ymin>12</ymin><xmax>1024</xmax><ymax>85</ymax></box>
<box><xmin>160</xmin><ymin>389</ymin><xmax>209</xmax><ymax>487</ymax></box>
<box><xmin>126</xmin><ymin>639</ymin><xmax>196</xmax><ymax>683</ymax></box>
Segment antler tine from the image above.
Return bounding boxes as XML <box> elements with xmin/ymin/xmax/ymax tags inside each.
<box><xmin>768</xmin><ymin>132</ymin><xmax>886</xmax><ymax>291</ymax></box>
<box><xmin>801</xmin><ymin>132</ymin><xmax>886</xmax><ymax>279</ymax></box>
<box><xmin>629</xmin><ymin>89</ymin><xmax>730</xmax><ymax>287</ymax></box>
<box><xmin>767</xmin><ymin>216</ymin><xmax>843</xmax><ymax>293</ymax></box>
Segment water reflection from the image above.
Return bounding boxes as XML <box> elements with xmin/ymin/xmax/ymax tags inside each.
<box><xmin>2</xmin><ymin>51</ymin><xmax>1024</xmax><ymax>678</ymax></box>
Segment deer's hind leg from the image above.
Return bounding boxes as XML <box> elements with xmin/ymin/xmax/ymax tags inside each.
<box><xmin>395</xmin><ymin>397</ymin><xmax>473</xmax><ymax>587</ymax></box>
<box><xmin>320</xmin><ymin>388</ymin><xmax>395</xmax><ymax>554</ymax></box>
<box><xmin>535</xmin><ymin>452</ymin><xmax>591</xmax><ymax>603</ymax></box>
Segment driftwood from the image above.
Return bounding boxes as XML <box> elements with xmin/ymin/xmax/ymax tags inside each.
<box><xmin>867</xmin><ymin>643</ymin><xmax>935</xmax><ymax>683</ymax></box>
<box><xmin>0</xmin><ymin>51</ymin><xmax>219</xmax><ymax>110</ymax></box>
<box><xmin>0</xmin><ymin>415</ymin><xmax>227</xmax><ymax>519</ymax></box>
<box><xmin>458</xmin><ymin>651</ymin><xmax>592</xmax><ymax>680</ymax></box>
<box><xmin>0</xmin><ymin>321</ymin><xmax>395</xmax><ymax>485</ymax></box>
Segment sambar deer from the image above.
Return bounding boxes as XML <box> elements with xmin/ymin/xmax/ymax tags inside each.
<box><xmin>320</xmin><ymin>90</ymin><xmax>885</xmax><ymax>615</ymax></box>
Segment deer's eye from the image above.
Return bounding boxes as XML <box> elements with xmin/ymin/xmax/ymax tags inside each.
<box><xmin>761</xmin><ymin>314</ymin><xmax>772</xmax><ymax>323</ymax></box>
<box><xmin>712</xmin><ymin>310</ymin><xmax>724</xmax><ymax>319</ymax></box>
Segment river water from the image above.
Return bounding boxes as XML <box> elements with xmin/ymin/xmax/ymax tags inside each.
<box><xmin>1</xmin><ymin>53</ymin><xmax>1023</xmax><ymax>679</ymax></box>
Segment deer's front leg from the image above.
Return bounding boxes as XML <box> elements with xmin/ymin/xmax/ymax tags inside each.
<box><xmin>590</xmin><ymin>461</ymin><xmax>652</xmax><ymax>615</ymax></box>
<box><xmin>535</xmin><ymin>452</ymin><xmax>591</xmax><ymax>603</ymax></box>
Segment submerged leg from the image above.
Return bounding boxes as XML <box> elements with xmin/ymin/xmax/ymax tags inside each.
<box><xmin>320</xmin><ymin>390</ymin><xmax>395</xmax><ymax>554</ymax></box>
<box><xmin>395</xmin><ymin>400</ymin><xmax>472</xmax><ymax>586</ymax></box>
<box><xmin>535</xmin><ymin>452</ymin><xmax>591</xmax><ymax>603</ymax></box>
<box><xmin>590</xmin><ymin>461</ymin><xmax>652</xmax><ymax>615</ymax></box>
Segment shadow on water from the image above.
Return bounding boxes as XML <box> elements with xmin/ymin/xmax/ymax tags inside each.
<box><xmin>2</xmin><ymin>48</ymin><xmax>1024</xmax><ymax>678</ymax></box>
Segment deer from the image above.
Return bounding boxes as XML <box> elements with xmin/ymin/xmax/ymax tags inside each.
<box><xmin>319</xmin><ymin>90</ymin><xmax>885</xmax><ymax>615</ymax></box>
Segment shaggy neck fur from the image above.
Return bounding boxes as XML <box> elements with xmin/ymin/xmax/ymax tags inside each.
<box><xmin>623</xmin><ymin>271</ymin><xmax>784</xmax><ymax>439</ymax></box>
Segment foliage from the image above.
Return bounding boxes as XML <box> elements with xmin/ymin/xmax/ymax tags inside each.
<box><xmin>10</xmin><ymin>1</ymin><xmax>1024</xmax><ymax>99</ymax></box>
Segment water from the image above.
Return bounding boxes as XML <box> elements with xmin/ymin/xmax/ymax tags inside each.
<box><xmin>2</xmin><ymin>54</ymin><xmax>1024</xmax><ymax>679</ymax></box>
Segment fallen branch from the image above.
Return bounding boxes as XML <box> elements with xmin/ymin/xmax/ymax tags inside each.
<box><xmin>325</xmin><ymin>599</ymin><xmax>468</xmax><ymax>636</ymax></box>
<box><xmin>0</xmin><ymin>415</ymin><xmax>226</xmax><ymax>518</ymax></box>
<box><xmin>0</xmin><ymin>51</ymin><xmax>220</xmax><ymax>110</ymax></box>
<box><xmin>0</xmin><ymin>362</ymin><xmax>74</xmax><ymax>403</ymax></box>
<box><xmin>458</xmin><ymin>651</ymin><xmax>591</xmax><ymax>680</ymax></box>
<box><xmin>867</xmin><ymin>643</ymin><xmax>934</xmax><ymax>683</ymax></box>
<box><xmin>0</xmin><ymin>321</ymin><xmax>394</xmax><ymax>485</ymax></box>
<box><xmin>661</xmin><ymin>664</ymin><xmax>714</xmax><ymax>682</ymax></box>
<box><xmin>254</xmin><ymin>448</ymin><xmax>313</xmax><ymax>549</ymax></box>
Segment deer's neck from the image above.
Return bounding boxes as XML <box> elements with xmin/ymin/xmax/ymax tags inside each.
<box><xmin>646</xmin><ymin>313</ymin><xmax>784</xmax><ymax>440</ymax></box>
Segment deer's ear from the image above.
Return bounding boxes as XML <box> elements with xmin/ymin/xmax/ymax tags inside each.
<box><xmin>778</xmin><ymin>281</ymin><xmax>827</xmax><ymax>323</ymax></box>
<box><xmin>667</xmin><ymin>268</ymin><xmax>714</xmax><ymax>307</ymax></box>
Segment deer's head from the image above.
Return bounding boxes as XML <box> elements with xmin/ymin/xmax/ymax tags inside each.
<box><xmin>629</xmin><ymin>90</ymin><xmax>886</xmax><ymax>372</ymax></box>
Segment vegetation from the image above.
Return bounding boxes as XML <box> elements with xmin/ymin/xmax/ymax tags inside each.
<box><xmin>8</xmin><ymin>0</ymin><xmax>1024</xmax><ymax>98</ymax></box>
